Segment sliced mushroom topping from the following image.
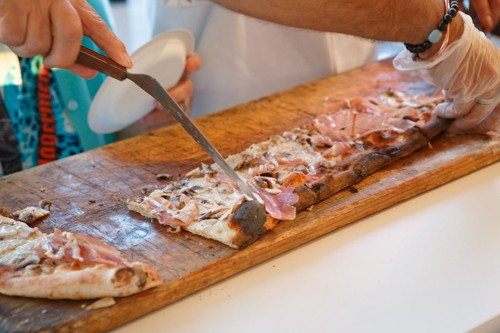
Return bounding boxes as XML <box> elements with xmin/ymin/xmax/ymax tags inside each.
<box><xmin>253</xmin><ymin>176</ymin><xmax>277</xmax><ymax>189</ymax></box>
<box><xmin>12</xmin><ymin>206</ymin><xmax>50</xmax><ymax>225</ymax></box>
<box><xmin>155</xmin><ymin>173</ymin><xmax>172</xmax><ymax>181</ymax></box>
<box><xmin>38</xmin><ymin>199</ymin><xmax>52</xmax><ymax>210</ymax></box>
<box><xmin>13</xmin><ymin>254</ymin><xmax>41</xmax><ymax>270</ymax></box>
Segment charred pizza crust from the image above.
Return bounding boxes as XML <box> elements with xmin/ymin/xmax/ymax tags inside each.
<box><xmin>128</xmin><ymin>190</ymin><xmax>271</xmax><ymax>249</ymax></box>
<box><xmin>0</xmin><ymin>261</ymin><xmax>159</xmax><ymax>300</ymax></box>
<box><xmin>0</xmin><ymin>216</ymin><xmax>161</xmax><ymax>299</ymax></box>
<box><xmin>293</xmin><ymin>114</ymin><xmax>450</xmax><ymax>210</ymax></box>
<box><xmin>128</xmin><ymin>90</ymin><xmax>450</xmax><ymax>248</ymax></box>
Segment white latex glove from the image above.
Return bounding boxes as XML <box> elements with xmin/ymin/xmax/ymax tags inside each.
<box><xmin>394</xmin><ymin>12</ymin><xmax>500</xmax><ymax>135</ymax></box>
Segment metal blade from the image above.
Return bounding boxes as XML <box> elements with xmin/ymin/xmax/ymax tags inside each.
<box><xmin>126</xmin><ymin>72</ymin><xmax>257</xmax><ymax>200</ymax></box>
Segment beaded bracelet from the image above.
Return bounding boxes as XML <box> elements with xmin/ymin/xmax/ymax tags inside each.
<box><xmin>404</xmin><ymin>0</ymin><xmax>459</xmax><ymax>56</ymax></box>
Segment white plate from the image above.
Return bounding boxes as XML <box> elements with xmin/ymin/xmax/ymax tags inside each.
<box><xmin>88</xmin><ymin>29</ymin><xmax>195</xmax><ymax>133</ymax></box>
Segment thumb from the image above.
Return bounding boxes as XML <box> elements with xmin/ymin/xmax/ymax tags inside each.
<box><xmin>451</xmin><ymin>97</ymin><xmax>500</xmax><ymax>133</ymax></box>
<box><xmin>433</xmin><ymin>101</ymin><xmax>471</xmax><ymax>119</ymax></box>
<box><xmin>451</xmin><ymin>104</ymin><xmax>496</xmax><ymax>131</ymax></box>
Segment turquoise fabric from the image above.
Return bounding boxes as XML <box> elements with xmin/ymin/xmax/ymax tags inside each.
<box><xmin>52</xmin><ymin>0</ymin><xmax>117</xmax><ymax>151</ymax></box>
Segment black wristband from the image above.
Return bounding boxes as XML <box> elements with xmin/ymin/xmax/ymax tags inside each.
<box><xmin>404</xmin><ymin>0</ymin><xmax>459</xmax><ymax>54</ymax></box>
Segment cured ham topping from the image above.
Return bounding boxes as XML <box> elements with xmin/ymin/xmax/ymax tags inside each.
<box><xmin>313</xmin><ymin>111</ymin><xmax>416</xmax><ymax>141</ymax></box>
<box><xmin>310</xmin><ymin>133</ymin><xmax>336</xmax><ymax>147</ymax></box>
<box><xmin>39</xmin><ymin>229</ymin><xmax>125</xmax><ymax>266</ymax></box>
<box><xmin>249</xmin><ymin>178</ymin><xmax>298</xmax><ymax>220</ymax></box>
<box><xmin>322</xmin><ymin>142</ymin><xmax>352</xmax><ymax>159</ymax></box>
<box><xmin>144</xmin><ymin>194</ymin><xmax>196</xmax><ymax>228</ymax></box>
<box><xmin>128</xmin><ymin>90</ymin><xmax>444</xmax><ymax>248</ymax></box>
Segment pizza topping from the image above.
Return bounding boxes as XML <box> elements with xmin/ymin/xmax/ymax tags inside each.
<box><xmin>248</xmin><ymin>179</ymin><xmax>298</xmax><ymax>220</ymax></box>
<box><xmin>281</xmin><ymin>172</ymin><xmax>308</xmax><ymax>187</ymax></box>
<box><xmin>144</xmin><ymin>194</ymin><xmax>198</xmax><ymax>227</ymax></box>
<box><xmin>0</xmin><ymin>224</ymin><xmax>22</xmax><ymax>238</ymax></box>
<box><xmin>12</xmin><ymin>254</ymin><xmax>40</xmax><ymax>270</ymax></box>
<box><xmin>38</xmin><ymin>199</ymin><xmax>52</xmax><ymax>211</ymax></box>
<box><xmin>0</xmin><ymin>214</ymin><xmax>162</xmax><ymax>299</ymax></box>
<box><xmin>155</xmin><ymin>173</ymin><xmax>172</xmax><ymax>181</ymax></box>
<box><xmin>12</xmin><ymin>206</ymin><xmax>50</xmax><ymax>224</ymax></box>
<box><xmin>139</xmin><ymin>174</ymin><xmax>246</xmax><ymax>230</ymax></box>
<box><xmin>38</xmin><ymin>229</ymin><xmax>126</xmax><ymax>266</ymax></box>
<box><xmin>248</xmin><ymin>159</ymin><xmax>279</xmax><ymax>177</ymax></box>
<box><xmin>313</xmin><ymin>111</ymin><xmax>416</xmax><ymax>141</ymax></box>
<box><xmin>322</xmin><ymin>141</ymin><xmax>352</xmax><ymax>159</ymax></box>
<box><xmin>40</xmin><ymin>230</ymin><xmax>85</xmax><ymax>262</ymax></box>
<box><xmin>128</xmin><ymin>90</ymin><xmax>445</xmax><ymax>248</ymax></box>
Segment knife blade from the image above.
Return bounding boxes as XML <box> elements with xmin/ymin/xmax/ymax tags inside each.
<box><xmin>76</xmin><ymin>46</ymin><xmax>258</xmax><ymax>201</ymax></box>
<box><xmin>126</xmin><ymin>72</ymin><xmax>259</xmax><ymax>200</ymax></box>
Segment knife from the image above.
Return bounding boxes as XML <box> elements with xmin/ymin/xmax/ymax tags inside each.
<box><xmin>76</xmin><ymin>46</ymin><xmax>259</xmax><ymax>201</ymax></box>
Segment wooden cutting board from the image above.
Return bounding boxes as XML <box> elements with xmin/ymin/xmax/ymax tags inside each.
<box><xmin>0</xmin><ymin>59</ymin><xmax>498</xmax><ymax>332</ymax></box>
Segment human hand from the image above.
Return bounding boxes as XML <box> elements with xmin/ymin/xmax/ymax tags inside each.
<box><xmin>394</xmin><ymin>13</ymin><xmax>500</xmax><ymax>135</ymax></box>
<box><xmin>469</xmin><ymin>0</ymin><xmax>500</xmax><ymax>32</ymax></box>
<box><xmin>116</xmin><ymin>53</ymin><xmax>202</xmax><ymax>139</ymax></box>
<box><xmin>0</xmin><ymin>0</ymin><xmax>131</xmax><ymax>78</ymax></box>
<box><xmin>155</xmin><ymin>53</ymin><xmax>203</xmax><ymax>117</ymax></box>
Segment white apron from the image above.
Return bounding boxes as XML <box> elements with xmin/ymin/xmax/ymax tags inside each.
<box><xmin>148</xmin><ymin>0</ymin><xmax>377</xmax><ymax>117</ymax></box>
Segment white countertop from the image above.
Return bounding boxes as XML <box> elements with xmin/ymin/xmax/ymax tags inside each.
<box><xmin>114</xmin><ymin>161</ymin><xmax>500</xmax><ymax>333</ymax></box>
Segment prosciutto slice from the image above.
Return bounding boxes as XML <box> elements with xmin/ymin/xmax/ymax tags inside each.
<box><xmin>144</xmin><ymin>195</ymin><xmax>195</xmax><ymax>228</ymax></box>
<box><xmin>39</xmin><ymin>229</ymin><xmax>126</xmax><ymax>266</ymax></box>
<box><xmin>313</xmin><ymin>110</ymin><xmax>415</xmax><ymax>140</ymax></box>
<box><xmin>248</xmin><ymin>179</ymin><xmax>298</xmax><ymax>220</ymax></box>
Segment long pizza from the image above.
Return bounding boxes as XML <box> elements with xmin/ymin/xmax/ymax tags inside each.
<box><xmin>128</xmin><ymin>90</ymin><xmax>450</xmax><ymax>248</ymax></box>
<box><xmin>0</xmin><ymin>210</ymin><xmax>161</xmax><ymax>300</ymax></box>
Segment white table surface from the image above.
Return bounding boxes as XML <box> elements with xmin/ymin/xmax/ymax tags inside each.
<box><xmin>113</xmin><ymin>161</ymin><xmax>500</xmax><ymax>333</ymax></box>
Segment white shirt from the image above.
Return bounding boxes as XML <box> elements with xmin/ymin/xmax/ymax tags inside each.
<box><xmin>149</xmin><ymin>0</ymin><xmax>377</xmax><ymax>117</ymax></box>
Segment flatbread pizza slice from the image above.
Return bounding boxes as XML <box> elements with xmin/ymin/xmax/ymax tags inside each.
<box><xmin>0</xmin><ymin>215</ymin><xmax>161</xmax><ymax>299</ymax></box>
<box><xmin>128</xmin><ymin>90</ymin><xmax>450</xmax><ymax>248</ymax></box>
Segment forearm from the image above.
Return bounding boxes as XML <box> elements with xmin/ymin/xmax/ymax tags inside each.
<box><xmin>211</xmin><ymin>0</ymin><xmax>460</xmax><ymax>45</ymax></box>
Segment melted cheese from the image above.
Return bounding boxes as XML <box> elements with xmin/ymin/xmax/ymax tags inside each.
<box><xmin>0</xmin><ymin>216</ymin><xmax>44</xmax><ymax>268</ymax></box>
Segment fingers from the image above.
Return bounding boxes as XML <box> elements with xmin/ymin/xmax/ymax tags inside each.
<box><xmin>478</xmin><ymin>108</ymin><xmax>500</xmax><ymax>136</ymax></box>
<box><xmin>1</xmin><ymin>0</ymin><xmax>131</xmax><ymax>77</ymax></box>
<box><xmin>155</xmin><ymin>78</ymin><xmax>194</xmax><ymax>115</ymax></box>
<box><xmin>43</xmin><ymin>0</ymin><xmax>83</xmax><ymax>68</ymax></box>
<box><xmin>490</xmin><ymin>0</ymin><xmax>500</xmax><ymax>29</ymax></box>
<box><xmin>451</xmin><ymin>102</ymin><xmax>497</xmax><ymax>130</ymax></box>
<box><xmin>1</xmin><ymin>0</ymin><xmax>52</xmax><ymax>58</ymax></box>
<box><xmin>0</xmin><ymin>1</ymin><xmax>28</xmax><ymax>46</ymax></box>
<box><xmin>438</xmin><ymin>89</ymin><xmax>500</xmax><ymax>133</ymax></box>
<box><xmin>470</xmin><ymin>0</ymin><xmax>499</xmax><ymax>32</ymax></box>
<box><xmin>450</xmin><ymin>105</ymin><xmax>499</xmax><ymax>133</ymax></box>
<box><xmin>65</xmin><ymin>63</ymin><xmax>98</xmax><ymax>79</ymax></box>
<box><xmin>47</xmin><ymin>0</ymin><xmax>132</xmax><ymax>70</ymax></box>
<box><xmin>73</xmin><ymin>0</ymin><xmax>132</xmax><ymax>68</ymax></box>
<box><xmin>2</xmin><ymin>0</ymin><xmax>84</xmax><ymax>66</ymax></box>
<box><xmin>184</xmin><ymin>53</ymin><xmax>203</xmax><ymax>75</ymax></box>
<box><xmin>169</xmin><ymin>78</ymin><xmax>194</xmax><ymax>104</ymax></box>
<box><xmin>154</xmin><ymin>54</ymin><xmax>201</xmax><ymax>115</ymax></box>
<box><xmin>434</xmin><ymin>101</ymin><xmax>472</xmax><ymax>119</ymax></box>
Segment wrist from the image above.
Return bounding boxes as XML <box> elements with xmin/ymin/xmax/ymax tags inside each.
<box><xmin>419</xmin><ymin>10</ymin><xmax>465</xmax><ymax>61</ymax></box>
<box><xmin>404</xmin><ymin>0</ymin><xmax>462</xmax><ymax>61</ymax></box>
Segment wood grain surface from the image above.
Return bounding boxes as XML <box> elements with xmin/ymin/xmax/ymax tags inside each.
<box><xmin>0</xmin><ymin>59</ymin><xmax>498</xmax><ymax>332</ymax></box>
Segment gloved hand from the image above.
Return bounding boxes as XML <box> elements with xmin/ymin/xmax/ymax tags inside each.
<box><xmin>394</xmin><ymin>12</ymin><xmax>500</xmax><ymax>135</ymax></box>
